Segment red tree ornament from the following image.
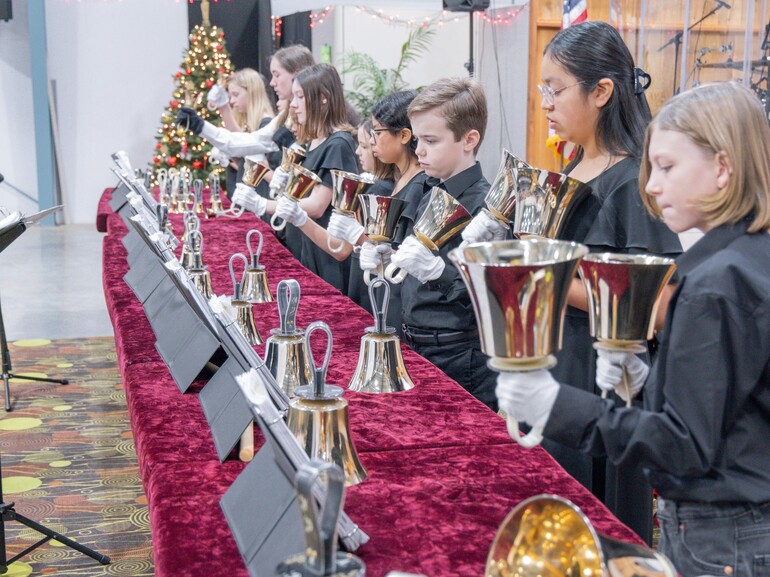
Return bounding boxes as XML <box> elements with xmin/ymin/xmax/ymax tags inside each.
<box><xmin>205</xmin><ymin>79</ymin><xmax>214</xmax><ymax>88</ymax></box>
<box><xmin>168</xmin><ymin>157</ymin><xmax>178</xmax><ymax>167</ymax></box>
<box><xmin>192</xmin><ymin>160</ymin><xmax>203</xmax><ymax>169</ymax></box>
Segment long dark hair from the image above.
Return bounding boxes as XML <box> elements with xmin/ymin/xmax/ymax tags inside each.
<box><xmin>294</xmin><ymin>63</ymin><xmax>353</xmax><ymax>140</ymax></box>
<box><xmin>371</xmin><ymin>90</ymin><xmax>419</xmax><ymax>154</ymax></box>
<box><xmin>546</xmin><ymin>21</ymin><xmax>651</xmax><ymax>163</ymax></box>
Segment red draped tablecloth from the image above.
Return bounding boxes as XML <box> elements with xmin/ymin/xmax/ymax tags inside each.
<box><xmin>98</xmin><ymin>188</ymin><xmax>643</xmax><ymax>577</ymax></box>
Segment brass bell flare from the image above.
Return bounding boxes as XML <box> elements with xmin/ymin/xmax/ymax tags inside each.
<box><xmin>229</xmin><ymin>253</ymin><xmax>263</xmax><ymax>346</ymax></box>
<box><xmin>188</xmin><ymin>267</ymin><xmax>213</xmax><ymax>300</ymax></box>
<box><xmin>240</xmin><ymin>229</ymin><xmax>273</xmax><ymax>303</ymax></box>
<box><xmin>512</xmin><ymin>167</ymin><xmax>592</xmax><ymax>239</ymax></box>
<box><xmin>207</xmin><ymin>172</ymin><xmax>225</xmax><ymax>217</ymax></box>
<box><xmin>348</xmin><ymin>278</ymin><xmax>415</xmax><ymax>393</ymax></box>
<box><xmin>449</xmin><ymin>238</ymin><xmax>588</xmax><ymax>448</ymax></box>
<box><xmin>327</xmin><ymin>170</ymin><xmax>375</xmax><ymax>253</ymax></box>
<box><xmin>264</xmin><ymin>279</ymin><xmax>313</xmax><ymax>397</ymax></box>
<box><xmin>286</xmin><ymin>321</ymin><xmax>367</xmax><ymax>487</ymax></box>
<box><xmin>385</xmin><ymin>186</ymin><xmax>472</xmax><ymax>284</ymax></box>
<box><xmin>217</xmin><ymin>160</ymin><xmax>270</xmax><ymax>218</ymax></box>
<box><xmin>179</xmin><ymin>214</ymin><xmax>201</xmax><ymax>270</ymax></box>
<box><xmin>486</xmin><ymin>494</ymin><xmax>677</xmax><ymax>577</ymax></box>
<box><xmin>192</xmin><ymin>178</ymin><xmax>206</xmax><ymax>214</ymax></box>
<box><xmin>358</xmin><ymin>194</ymin><xmax>408</xmax><ymax>286</ymax></box>
<box><xmin>271</xmin><ymin>163</ymin><xmax>322</xmax><ymax>231</ymax></box>
<box><xmin>484</xmin><ymin>148</ymin><xmax>532</xmax><ymax>225</ymax></box>
<box><xmin>279</xmin><ymin>145</ymin><xmax>306</xmax><ymax>173</ymax></box>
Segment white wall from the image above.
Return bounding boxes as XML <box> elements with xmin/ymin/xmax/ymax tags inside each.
<box><xmin>44</xmin><ymin>0</ymin><xmax>188</xmax><ymax>224</ymax></box>
<box><xmin>0</xmin><ymin>1</ymin><xmax>38</xmax><ymax>215</ymax></box>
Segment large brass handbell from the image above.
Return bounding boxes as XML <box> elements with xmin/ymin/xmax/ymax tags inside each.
<box><xmin>186</xmin><ymin>230</ymin><xmax>213</xmax><ymax>300</ymax></box>
<box><xmin>228</xmin><ymin>253</ymin><xmax>263</xmax><ymax>346</ymax></box>
<box><xmin>264</xmin><ymin>280</ymin><xmax>313</xmax><ymax>398</ymax></box>
<box><xmin>348</xmin><ymin>278</ymin><xmax>414</xmax><ymax>393</ymax></box>
<box><xmin>240</xmin><ymin>229</ymin><xmax>273</xmax><ymax>303</ymax></box>
<box><xmin>385</xmin><ymin>186</ymin><xmax>473</xmax><ymax>284</ymax></box>
<box><xmin>513</xmin><ymin>167</ymin><xmax>592</xmax><ymax>239</ymax></box>
<box><xmin>578</xmin><ymin>253</ymin><xmax>676</xmax><ymax>406</ymax></box>
<box><xmin>168</xmin><ymin>172</ymin><xmax>182</xmax><ymax>214</ymax></box>
<box><xmin>271</xmin><ymin>164</ymin><xmax>322</xmax><ymax>231</ymax></box>
<box><xmin>273</xmin><ymin>145</ymin><xmax>306</xmax><ymax>198</ymax></box>
<box><xmin>486</xmin><ymin>494</ymin><xmax>677</xmax><ymax>577</ymax></box>
<box><xmin>286</xmin><ymin>321</ymin><xmax>367</xmax><ymax>486</ymax></box>
<box><xmin>358</xmin><ymin>194</ymin><xmax>408</xmax><ymax>286</ymax></box>
<box><xmin>206</xmin><ymin>172</ymin><xmax>224</xmax><ymax>217</ymax></box>
<box><xmin>449</xmin><ymin>239</ymin><xmax>588</xmax><ymax>448</ymax></box>
<box><xmin>219</xmin><ymin>159</ymin><xmax>270</xmax><ymax>219</ymax></box>
<box><xmin>157</xmin><ymin>168</ymin><xmax>169</xmax><ymax>206</ymax></box>
<box><xmin>326</xmin><ymin>170</ymin><xmax>375</xmax><ymax>253</ymax></box>
<box><xmin>192</xmin><ymin>178</ymin><xmax>205</xmax><ymax>214</ymax></box>
<box><xmin>178</xmin><ymin>211</ymin><xmax>201</xmax><ymax>269</ymax></box>
<box><xmin>483</xmin><ymin>149</ymin><xmax>532</xmax><ymax>226</ymax></box>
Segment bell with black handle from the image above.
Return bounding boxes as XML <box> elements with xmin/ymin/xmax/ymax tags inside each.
<box><xmin>240</xmin><ymin>229</ymin><xmax>273</xmax><ymax>303</ymax></box>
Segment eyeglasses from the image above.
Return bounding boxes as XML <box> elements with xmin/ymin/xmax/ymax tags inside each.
<box><xmin>537</xmin><ymin>82</ymin><xmax>585</xmax><ymax>107</ymax></box>
<box><xmin>369</xmin><ymin>127</ymin><xmax>391</xmax><ymax>142</ymax></box>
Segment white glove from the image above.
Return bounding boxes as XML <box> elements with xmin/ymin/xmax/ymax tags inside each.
<box><xmin>232</xmin><ymin>183</ymin><xmax>267</xmax><ymax>216</ymax></box>
<box><xmin>208</xmin><ymin>146</ymin><xmax>230</xmax><ymax>166</ymax></box>
<box><xmin>206</xmin><ymin>84</ymin><xmax>229</xmax><ymax>111</ymax></box>
<box><xmin>495</xmin><ymin>369</ymin><xmax>560</xmax><ymax>431</ymax></box>
<box><xmin>461</xmin><ymin>210</ymin><xmax>508</xmax><ymax>244</ymax></box>
<box><xmin>595</xmin><ymin>350</ymin><xmax>649</xmax><ymax>402</ymax></box>
<box><xmin>327</xmin><ymin>212</ymin><xmax>365</xmax><ymax>245</ymax></box>
<box><xmin>359</xmin><ymin>241</ymin><xmax>393</xmax><ymax>271</ymax></box>
<box><xmin>275</xmin><ymin>196</ymin><xmax>308</xmax><ymax>227</ymax></box>
<box><xmin>269</xmin><ymin>166</ymin><xmax>291</xmax><ymax>195</ymax></box>
<box><xmin>389</xmin><ymin>236</ymin><xmax>445</xmax><ymax>283</ymax></box>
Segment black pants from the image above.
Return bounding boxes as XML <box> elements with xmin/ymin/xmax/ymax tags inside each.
<box><xmin>409</xmin><ymin>338</ymin><xmax>498</xmax><ymax>412</ymax></box>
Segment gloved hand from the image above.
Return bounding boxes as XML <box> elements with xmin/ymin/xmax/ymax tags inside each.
<box><xmin>176</xmin><ymin>106</ymin><xmax>204</xmax><ymax>135</ymax></box>
<box><xmin>359</xmin><ymin>241</ymin><xmax>393</xmax><ymax>271</ymax></box>
<box><xmin>495</xmin><ymin>369</ymin><xmax>560</xmax><ymax>431</ymax></box>
<box><xmin>327</xmin><ymin>212</ymin><xmax>365</xmax><ymax>245</ymax></box>
<box><xmin>206</xmin><ymin>84</ymin><xmax>229</xmax><ymax>111</ymax></box>
<box><xmin>596</xmin><ymin>350</ymin><xmax>649</xmax><ymax>402</ymax></box>
<box><xmin>232</xmin><ymin>183</ymin><xmax>267</xmax><ymax>216</ymax></box>
<box><xmin>389</xmin><ymin>236</ymin><xmax>445</xmax><ymax>283</ymax></box>
<box><xmin>208</xmin><ymin>146</ymin><xmax>230</xmax><ymax>166</ymax></box>
<box><xmin>269</xmin><ymin>166</ymin><xmax>291</xmax><ymax>196</ymax></box>
<box><xmin>275</xmin><ymin>196</ymin><xmax>308</xmax><ymax>227</ymax></box>
<box><xmin>461</xmin><ymin>210</ymin><xmax>508</xmax><ymax>244</ymax></box>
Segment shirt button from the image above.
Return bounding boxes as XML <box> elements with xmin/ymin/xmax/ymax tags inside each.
<box><xmin>724</xmin><ymin>566</ymin><xmax>734</xmax><ymax>575</ymax></box>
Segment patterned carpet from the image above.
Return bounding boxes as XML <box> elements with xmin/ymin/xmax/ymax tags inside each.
<box><xmin>0</xmin><ymin>337</ymin><xmax>153</xmax><ymax>576</ymax></box>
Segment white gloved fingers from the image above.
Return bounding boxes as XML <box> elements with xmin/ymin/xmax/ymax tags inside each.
<box><xmin>232</xmin><ymin>183</ymin><xmax>259</xmax><ymax>213</ymax></box>
<box><xmin>461</xmin><ymin>211</ymin><xmax>508</xmax><ymax>243</ymax></box>
<box><xmin>359</xmin><ymin>242</ymin><xmax>392</xmax><ymax>271</ymax></box>
<box><xmin>495</xmin><ymin>369</ymin><xmax>559</xmax><ymax>430</ymax></box>
<box><xmin>274</xmin><ymin>197</ymin><xmax>308</xmax><ymax>227</ymax></box>
<box><xmin>390</xmin><ymin>236</ymin><xmax>445</xmax><ymax>283</ymax></box>
<box><xmin>208</xmin><ymin>146</ymin><xmax>230</xmax><ymax>166</ymax></box>
<box><xmin>269</xmin><ymin>167</ymin><xmax>291</xmax><ymax>194</ymax></box>
<box><xmin>595</xmin><ymin>349</ymin><xmax>649</xmax><ymax>402</ymax></box>
<box><xmin>206</xmin><ymin>85</ymin><xmax>229</xmax><ymax>110</ymax></box>
<box><xmin>328</xmin><ymin>212</ymin><xmax>365</xmax><ymax>245</ymax></box>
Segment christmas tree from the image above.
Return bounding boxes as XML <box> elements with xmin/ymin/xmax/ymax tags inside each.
<box><xmin>152</xmin><ymin>4</ymin><xmax>234</xmax><ymax>181</ymax></box>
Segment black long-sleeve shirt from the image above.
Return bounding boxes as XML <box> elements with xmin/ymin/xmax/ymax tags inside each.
<box><xmin>401</xmin><ymin>162</ymin><xmax>489</xmax><ymax>331</ymax></box>
<box><xmin>545</xmin><ymin>217</ymin><xmax>770</xmax><ymax>503</ymax></box>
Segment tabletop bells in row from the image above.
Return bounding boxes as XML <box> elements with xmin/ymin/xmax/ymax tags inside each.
<box><xmin>155</xmin><ymin>167</ymin><xmax>225</xmax><ymax>218</ymax></box>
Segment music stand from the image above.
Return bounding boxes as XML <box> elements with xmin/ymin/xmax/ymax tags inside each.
<box><xmin>0</xmin><ymin>208</ymin><xmax>110</xmax><ymax>571</ymax></box>
<box><xmin>0</xmin><ymin>207</ymin><xmax>69</xmax><ymax>412</ymax></box>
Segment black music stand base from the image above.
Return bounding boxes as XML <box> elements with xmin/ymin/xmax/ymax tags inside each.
<box><xmin>1</xmin><ymin>373</ymin><xmax>69</xmax><ymax>413</ymax></box>
<box><xmin>0</xmin><ymin>501</ymin><xmax>110</xmax><ymax>573</ymax></box>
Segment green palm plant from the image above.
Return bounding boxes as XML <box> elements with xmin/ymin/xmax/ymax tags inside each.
<box><xmin>343</xmin><ymin>25</ymin><xmax>436</xmax><ymax>118</ymax></box>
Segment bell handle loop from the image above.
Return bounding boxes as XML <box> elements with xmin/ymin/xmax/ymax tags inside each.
<box><xmin>246</xmin><ymin>229</ymin><xmax>264</xmax><ymax>267</ymax></box>
<box><xmin>189</xmin><ymin>229</ymin><xmax>204</xmax><ymax>254</ymax></box>
<box><xmin>327</xmin><ymin>236</ymin><xmax>345</xmax><ymax>254</ymax></box>
<box><xmin>599</xmin><ymin>366</ymin><xmax>634</xmax><ymax>408</ymax></box>
<box><xmin>367</xmin><ymin>277</ymin><xmax>390</xmax><ymax>333</ymax></box>
<box><xmin>506</xmin><ymin>415</ymin><xmax>543</xmax><ymax>449</ymax></box>
<box><xmin>384</xmin><ymin>262</ymin><xmax>407</xmax><ymax>284</ymax></box>
<box><xmin>229</xmin><ymin>253</ymin><xmax>248</xmax><ymax>301</ymax></box>
<box><xmin>304</xmin><ymin>321</ymin><xmax>333</xmax><ymax>397</ymax></box>
<box><xmin>295</xmin><ymin>460</ymin><xmax>345</xmax><ymax>575</ymax></box>
<box><xmin>218</xmin><ymin>206</ymin><xmax>245</xmax><ymax>219</ymax></box>
<box><xmin>271</xmin><ymin>212</ymin><xmax>288</xmax><ymax>231</ymax></box>
<box><xmin>277</xmin><ymin>279</ymin><xmax>300</xmax><ymax>335</ymax></box>
<box><xmin>193</xmin><ymin>178</ymin><xmax>204</xmax><ymax>202</ymax></box>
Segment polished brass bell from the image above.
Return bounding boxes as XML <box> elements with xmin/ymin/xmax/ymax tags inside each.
<box><xmin>326</xmin><ymin>170</ymin><xmax>375</xmax><ymax>253</ymax></box>
<box><xmin>206</xmin><ymin>172</ymin><xmax>224</xmax><ymax>217</ymax></box>
<box><xmin>240</xmin><ymin>229</ymin><xmax>273</xmax><ymax>303</ymax></box>
<box><xmin>192</xmin><ymin>178</ymin><xmax>205</xmax><ymax>214</ymax></box>
<box><xmin>286</xmin><ymin>322</ymin><xmax>367</xmax><ymax>487</ymax></box>
<box><xmin>218</xmin><ymin>159</ymin><xmax>270</xmax><ymax>218</ymax></box>
<box><xmin>229</xmin><ymin>253</ymin><xmax>263</xmax><ymax>346</ymax></box>
<box><xmin>270</xmin><ymin>164</ymin><xmax>322</xmax><ymax>231</ymax></box>
<box><xmin>358</xmin><ymin>194</ymin><xmax>408</xmax><ymax>286</ymax></box>
<box><xmin>178</xmin><ymin>211</ymin><xmax>201</xmax><ymax>269</ymax></box>
<box><xmin>264</xmin><ymin>280</ymin><xmax>313</xmax><ymax>397</ymax></box>
<box><xmin>484</xmin><ymin>148</ymin><xmax>531</xmax><ymax>225</ymax></box>
<box><xmin>348</xmin><ymin>278</ymin><xmax>414</xmax><ymax>394</ymax></box>
<box><xmin>486</xmin><ymin>495</ymin><xmax>677</xmax><ymax>577</ymax></box>
<box><xmin>186</xmin><ymin>230</ymin><xmax>212</xmax><ymax>299</ymax></box>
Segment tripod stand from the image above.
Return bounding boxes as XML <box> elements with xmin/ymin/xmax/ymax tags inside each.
<box><xmin>0</xmin><ymin>452</ymin><xmax>110</xmax><ymax>572</ymax></box>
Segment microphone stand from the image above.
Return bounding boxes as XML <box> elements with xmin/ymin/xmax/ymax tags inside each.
<box><xmin>659</xmin><ymin>2</ymin><xmax>728</xmax><ymax>96</ymax></box>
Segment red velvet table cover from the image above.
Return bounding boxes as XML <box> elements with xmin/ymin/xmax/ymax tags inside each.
<box><xmin>98</xmin><ymin>188</ymin><xmax>643</xmax><ymax>577</ymax></box>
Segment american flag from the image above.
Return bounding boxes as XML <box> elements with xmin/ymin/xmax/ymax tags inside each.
<box><xmin>562</xmin><ymin>0</ymin><xmax>588</xmax><ymax>29</ymax></box>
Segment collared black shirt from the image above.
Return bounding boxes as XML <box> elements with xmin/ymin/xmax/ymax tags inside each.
<box><xmin>401</xmin><ymin>162</ymin><xmax>489</xmax><ymax>331</ymax></box>
<box><xmin>546</xmin><ymin>218</ymin><xmax>770</xmax><ymax>503</ymax></box>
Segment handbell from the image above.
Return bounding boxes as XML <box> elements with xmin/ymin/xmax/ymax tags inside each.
<box><xmin>483</xmin><ymin>148</ymin><xmax>532</xmax><ymax>225</ymax></box>
<box><xmin>218</xmin><ymin>159</ymin><xmax>270</xmax><ymax>218</ymax></box>
<box><xmin>178</xmin><ymin>211</ymin><xmax>201</xmax><ymax>269</ymax></box>
<box><xmin>240</xmin><ymin>229</ymin><xmax>273</xmax><ymax>303</ymax></box>
<box><xmin>206</xmin><ymin>172</ymin><xmax>224</xmax><ymax>217</ymax></box>
<box><xmin>385</xmin><ymin>186</ymin><xmax>472</xmax><ymax>284</ymax></box>
<box><xmin>486</xmin><ymin>494</ymin><xmax>677</xmax><ymax>577</ymax></box>
<box><xmin>271</xmin><ymin>164</ymin><xmax>322</xmax><ymax>231</ymax></box>
<box><xmin>348</xmin><ymin>278</ymin><xmax>415</xmax><ymax>393</ymax></box>
<box><xmin>186</xmin><ymin>230</ymin><xmax>212</xmax><ymax>299</ymax></box>
<box><xmin>264</xmin><ymin>279</ymin><xmax>314</xmax><ymax>397</ymax></box>
<box><xmin>192</xmin><ymin>178</ymin><xmax>205</xmax><ymax>214</ymax></box>
<box><xmin>286</xmin><ymin>321</ymin><xmax>367</xmax><ymax>486</ymax></box>
<box><xmin>358</xmin><ymin>194</ymin><xmax>408</xmax><ymax>286</ymax></box>
<box><xmin>578</xmin><ymin>253</ymin><xmax>676</xmax><ymax>405</ymax></box>
<box><xmin>513</xmin><ymin>167</ymin><xmax>592</xmax><ymax>239</ymax></box>
<box><xmin>229</xmin><ymin>253</ymin><xmax>263</xmax><ymax>346</ymax></box>
<box><xmin>279</xmin><ymin>145</ymin><xmax>307</xmax><ymax>173</ymax></box>
<box><xmin>326</xmin><ymin>170</ymin><xmax>375</xmax><ymax>253</ymax></box>
<box><xmin>449</xmin><ymin>238</ymin><xmax>588</xmax><ymax>447</ymax></box>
